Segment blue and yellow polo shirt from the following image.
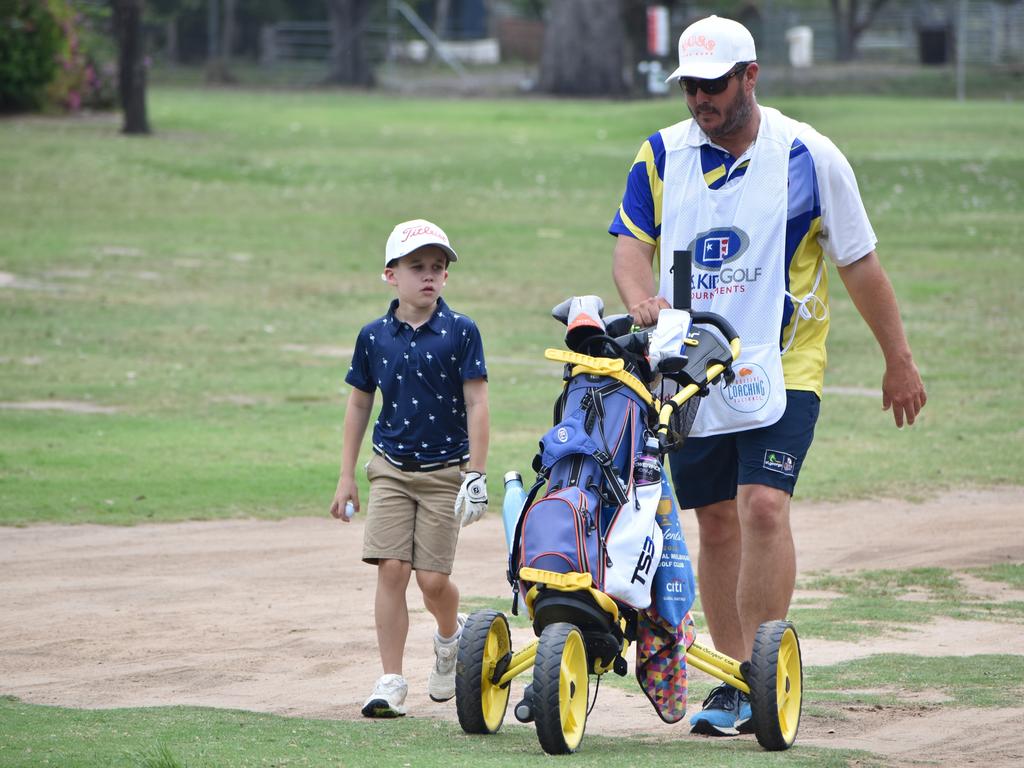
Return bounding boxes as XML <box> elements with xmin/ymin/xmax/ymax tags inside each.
<box><xmin>610</xmin><ymin>124</ymin><xmax>876</xmax><ymax>396</ymax></box>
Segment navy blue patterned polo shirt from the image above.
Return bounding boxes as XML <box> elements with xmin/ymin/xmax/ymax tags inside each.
<box><xmin>345</xmin><ymin>297</ymin><xmax>487</xmax><ymax>464</ymax></box>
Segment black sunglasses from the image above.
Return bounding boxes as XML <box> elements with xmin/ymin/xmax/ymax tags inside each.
<box><xmin>679</xmin><ymin>63</ymin><xmax>750</xmax><ymax>96</ymax></box>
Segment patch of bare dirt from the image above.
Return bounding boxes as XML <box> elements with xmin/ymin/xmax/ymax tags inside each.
<box><xmin>0</xmin><ymin>487</ymin><xmax>1021</xmax><ymax>766</ymax></box>
<box><xmin>0</xmin><ymin>400</ymin><xmax>121</xmax><ymax>414</ymax></box>
<box><xmin>0</xmin><ymin>271</ymin><xmax>79</xmax><ymax>293</ymax></box>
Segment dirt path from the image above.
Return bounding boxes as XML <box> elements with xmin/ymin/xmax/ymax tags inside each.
<box><xmin>1</xmin><ymin>488</ymin><xmax>1022</xmax><ymax>766</ymax></box>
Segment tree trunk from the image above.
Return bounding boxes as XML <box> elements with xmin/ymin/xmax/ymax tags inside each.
<box><xmin>326</xmin><ymin>0</ymin><xmax>375</xmax><ymax>87</ymax></box>
<box><xmin>113</xmin><ymin>0</ymin><xmax>150</xmax><ymax>135</ymax></box>
<box><xmin>221</xmin><ymin>0</ymin><xmax>236</xmax><ymax>64</ymax></box>
<box><xmin>206</xmin><ymin>0</ymin><xmax>237</xmax><ymax>83</ymax></box>
<box><xmin>830</xmin><ymin>0</ymin><xmax>892</xmax><ymax>61</ymax></box>
<box><xmin>621</xmin><ymin>0</ymin><xmax>647</xmax><ymax>69</ymax></box>
<box><xmin>538</xmin><ymin>0</ymin><xmax>629</xmax><ymax>96</ymax></box>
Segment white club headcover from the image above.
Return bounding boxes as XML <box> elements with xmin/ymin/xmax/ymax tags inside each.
<box><xmin>563</xmin><ymin>295</ymin><xmax>606</xmax><ymax>351</ymax></box>
<box><xmin>648</xmin><ymin>308</ymin><xmax>692</xmax><ymax>370</ymax></box>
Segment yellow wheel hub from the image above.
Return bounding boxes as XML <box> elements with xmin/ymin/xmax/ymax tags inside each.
<box><xmin>558</xmin><ymin>630</ymin><xmax>588</xmax><ymax>751</ymax></box>
<box><xmin>480</xmin><ymin>619</ymin><xmax>511</xmax><ymax>732</ymax></box>
<box><xmin>776</xmin><ymin>626</ymin><xmax>802</xmax><ymax>744</ymax></box>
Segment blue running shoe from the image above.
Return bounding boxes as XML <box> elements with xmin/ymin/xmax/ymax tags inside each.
<box><xmin>735</xmin><ymin>691</ymin><xmax>754</xmax><ymax>734</ymax></box>
<box><xmin>690</xmin><ymin>684</ymin><xmax>740</xmax><ymax>736</ymax></box>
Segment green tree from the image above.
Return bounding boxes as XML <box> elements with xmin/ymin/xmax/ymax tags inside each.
<box><xmin>830</xmin><ymin>0</ymin><xmax>893</xmax><ymax>61</ymax></box>
<box><xmin>0</xmin><ymin>0</ymin><xmax>63</xmax><ymax>111</ymax></box>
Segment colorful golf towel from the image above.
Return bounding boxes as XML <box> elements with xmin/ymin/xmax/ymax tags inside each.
<box><xmin>635</xmin><ymin>472</ymin><xmax>697</xmax><ymax>723</ymax></box>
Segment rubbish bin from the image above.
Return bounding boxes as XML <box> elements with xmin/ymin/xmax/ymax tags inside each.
<box><xmin>918</xmin><ymin>24</ymin><xmax>950</xmax><ymax>65</ymax></box>
<box><xmin>785</xmin><ymin>26</ymin><xmax>813</xmax><ymax>68</ymax></box>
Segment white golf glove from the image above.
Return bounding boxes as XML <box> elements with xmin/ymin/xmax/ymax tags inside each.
<box><xmin>455</xmin><ymin>471</ymin><xmax>488</xmax><ymax>527</ymax></box>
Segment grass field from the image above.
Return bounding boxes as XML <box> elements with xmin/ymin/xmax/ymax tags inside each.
<box><xmin>0</xmin><ymin>696</ymin><xmax>872</xmax><ymax>768</ymax></box>
<box><xmin>2</xmin><ymin>86</ymin><xmax>1024</xmax><ymax>766</ymax></box>
<box><xmin>1</xmin><ymin>88</ymin><xmax>1022</xmax><ymax>524</ymax></box>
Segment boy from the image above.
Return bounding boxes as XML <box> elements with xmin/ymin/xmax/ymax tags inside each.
<box><xmin>330</xmin><ymin>219</ymin><xmax>490</xmax><ymax>718</ymax></box>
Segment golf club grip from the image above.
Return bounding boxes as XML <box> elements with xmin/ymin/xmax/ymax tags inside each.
<box><xmin>614</xmin><ymin>313</ymin><xmax>738</xmax><ymax>346</ymax></box>
<box><xmin>611</xmin><ymin>318</ymin><xmax>651</xmax><ymax>353</ymax></box>
<box><xmin>690</xmin><ymin>311</ymin><xmax>739</xmax><ymax>345</ymax></box>
<box><xmin>673</xmin><ymin>250</ymin><xmax>691</xmax><ymax>311</ymax></box>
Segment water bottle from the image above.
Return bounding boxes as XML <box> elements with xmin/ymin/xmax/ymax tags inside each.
<box><xmin>502</xmin><ymin>471</ymin><xmax>527</xmax><ymax>552</ymax></box>
<box><xmin>634</xmin><ymin>437</ymin><xmax>662</xmax><ymax>487</ymax></box>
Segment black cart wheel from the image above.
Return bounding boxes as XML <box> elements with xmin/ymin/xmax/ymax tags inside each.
<box><xmin>455</xmin><ymin>610</ymin><xmax>511</xmax><ymax>734</ymax></box>
<box><xmin>532</xmin><ymin>622</ymin><xmax>589</xmax><ymax>754</ymax></box>
<box><xmin>747</xmin><ymin>619</ymin><xmax>803</xmax><ymax>750</ymax></box>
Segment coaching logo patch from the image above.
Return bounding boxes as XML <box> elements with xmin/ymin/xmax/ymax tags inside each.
<box><xmin>721</xmin><ymin>362</ymin><xmax>771</xmax><ymax>413</ymax></box>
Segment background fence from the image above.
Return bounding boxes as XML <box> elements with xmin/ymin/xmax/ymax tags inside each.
<box><xmin>136</xmin><ymin>0</ymin><xmax>1024</xmax><ymax>94</ymax></box>
<box><xmin>280</xmin><ymin>2</ymin><xmax>1019</xmax><ymax>75</ymax></box>
<box><xmin>755</xmin><ymin>0</ymin><xmax>1024</xmax><ymax>67</ymax></box>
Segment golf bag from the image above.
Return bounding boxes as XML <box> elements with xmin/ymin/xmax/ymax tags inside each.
<box><xmin>510</xmin><ymin>362</ymin><xmax>664</xmax><ymax>611</ymax></box>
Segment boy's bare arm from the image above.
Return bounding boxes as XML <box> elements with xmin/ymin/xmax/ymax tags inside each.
<box><xmin>330</xmin><ymin>387</ymin><xmax>375</xmax><ymax>520</ymax></box>
<box><xmin>463</xmin><ymin>378</ymin><xmax>489</xmax><ymax>473</ymax></box>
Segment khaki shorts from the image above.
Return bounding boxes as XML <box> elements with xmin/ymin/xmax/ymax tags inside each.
<box><xmin>362</xmin><ymin>454</ymin><xmax>463</xmax><ymax>574</ymax></box>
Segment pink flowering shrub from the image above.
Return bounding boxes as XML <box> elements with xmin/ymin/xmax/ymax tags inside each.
<box><xmin>45</xmin><ymin>0</ymin><xmax>116</xmax><ymax>112</ymax></box>
<box><xmin>0</xmin><ymin>0</ymin><xmax>115</xmax><ymax>113</ymax></box>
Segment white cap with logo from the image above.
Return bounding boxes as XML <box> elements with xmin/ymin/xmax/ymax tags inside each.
<box><xmin>665</xmin><ymin>15</ymin><xmax>757</xmax><ymax>82</ymax></box>
<box><xmin>384</xmin><ymin>219</ymin><xmax>458</xmax><ymax>269</ymax></box>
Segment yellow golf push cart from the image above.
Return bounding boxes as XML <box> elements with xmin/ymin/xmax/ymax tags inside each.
<box><xmin>454</xmin><ymin>298</ymin><xmax>803</xmax><ymax>755</ymax></box>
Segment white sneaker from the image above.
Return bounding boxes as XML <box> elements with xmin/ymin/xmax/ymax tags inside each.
<box><xmin>361</xmin><ymin>673</ymin><xmax>408</xmax><ymax>718</ymax></box>
<box><xmin>428</xmin><ymin>613</ymin><xmax>466</xmax><ymax>702</ymax></box>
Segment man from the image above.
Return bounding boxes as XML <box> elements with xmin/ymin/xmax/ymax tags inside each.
<box><xmin>610</xmin><ymin>15</ymin><xmax>925</xmax><ymax>736</ymax></box>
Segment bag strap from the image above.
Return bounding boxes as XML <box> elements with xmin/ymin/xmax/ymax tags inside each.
<box><xmin>544</xmin><ymin>348</ymin><xmax>655</xmax><ymax>408</ymax></box>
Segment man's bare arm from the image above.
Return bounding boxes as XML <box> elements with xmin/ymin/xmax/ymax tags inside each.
<box><xmin>612</xmin><ymin>235</ymin><xmax>668</xmax><ymax>326</ymax></box>
<box><xmin>838</xmin><ymin>251</ymin><xmax>927</xmax><ymax>427</ymax></box>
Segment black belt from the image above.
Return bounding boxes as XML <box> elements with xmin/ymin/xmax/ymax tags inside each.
<box><xmin>374</xmin><ymin>447</ymin><xmax>466</xmax><ymax>473</ymax></box>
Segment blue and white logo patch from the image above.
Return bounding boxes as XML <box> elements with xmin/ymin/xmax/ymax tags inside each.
<box><xmin>690</xmin><ymin>227</ymin><xmax>749</xmax><ymax>270</ymax></box>
<box><xmin>763</xmin><ymin>450</ymin><xmax>797</xmax><ymax>477</ymax></box>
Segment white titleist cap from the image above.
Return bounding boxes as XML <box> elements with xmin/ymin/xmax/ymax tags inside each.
<box><xmin>665</xmin><ymin>15</ymin><xmax>757</xmax><ymax>82</ymax></box>
<box><xmin>384</xmin><ymin>219</ymin><xmax>458</xmax><ymax>269</ymax></box>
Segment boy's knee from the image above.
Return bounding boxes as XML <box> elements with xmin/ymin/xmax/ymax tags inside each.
<box><xmin>415</xmin><ymin>569</ymin><xmax>451</xmax><ymax>598</ymax></box>
<box><xmin>378</xmin><ymin>558</ymin><xmax>412</xmax><ymax>587</ymax></box>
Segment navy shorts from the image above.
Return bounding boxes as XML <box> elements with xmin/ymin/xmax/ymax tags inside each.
<box><xmin>668</xmin><ymin>390</ymin><xmax>820</xmax><ymax>509</ymax></box>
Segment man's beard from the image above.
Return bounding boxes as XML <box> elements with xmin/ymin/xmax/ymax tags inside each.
<box><xmin>692</xmin><ymin>85</ymin><xmax>755</xmax><ymax>141</ymax></box>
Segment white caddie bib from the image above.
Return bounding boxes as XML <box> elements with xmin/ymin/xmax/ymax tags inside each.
<box><xmin>659</xmin><ymin>107</ymin><xmax>806</xmax><ymax>437</ymax></box>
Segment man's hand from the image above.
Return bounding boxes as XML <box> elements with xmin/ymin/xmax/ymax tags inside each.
<box><xmin>455</xmin><ymin>471</ymin><xmax>487</xmax><ymax>527</ymax></box>
<box><xmin>837</xmin><ymin>252</ymin><xmax>927</xmax><ymax>429</ymax></box>
<box><xmin>629</xmin><ymin>296</ymin><xmax>671</xmax><ymax>328</ymax></box>
<box><xmin>882</xmin><ymin>357</ymin><xmax>927</xmax><ymax>428</ymax></box>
